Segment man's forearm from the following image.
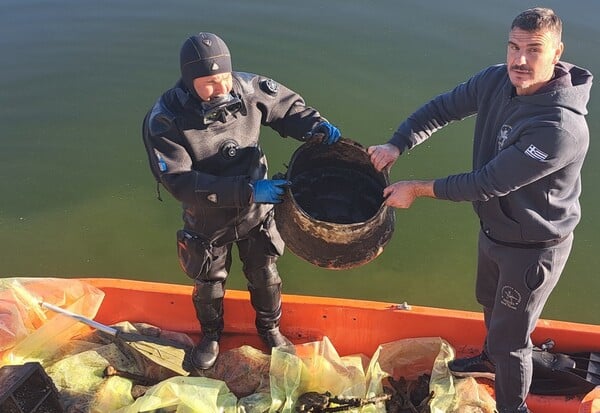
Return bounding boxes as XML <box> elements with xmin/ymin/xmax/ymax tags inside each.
<box><xmin>412</xmin><ymin>180</ymin><xmax>436</xmax><ymax>199</ymax></box>
<box><xmin>383</xmin><ymin>180</ymin><xmax>437</xmax><ymax>209</ymax></box>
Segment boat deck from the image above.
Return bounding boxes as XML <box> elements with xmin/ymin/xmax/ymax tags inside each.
<box><xmin>85</xmin><ymin>278</ymin><xmax>600</xmax><ymax>413</ymax></box>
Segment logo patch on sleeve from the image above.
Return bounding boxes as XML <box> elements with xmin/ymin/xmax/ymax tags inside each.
<box><xmin>524</xmin><ymin>144</ymin><xmax>548</xmax><ymax>161</ymax></box>
<box><xmin>155</xmin><ymin>150</ymin><xmax>168</xmax><ymax>172</ymax></box>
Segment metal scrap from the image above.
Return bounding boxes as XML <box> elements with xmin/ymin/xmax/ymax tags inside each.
<box><xmin>295</xmin><ymin>391</ymin><xmax>391</xmax><ymax>412</ymax></box>
<box><xmin>384</xmin><ymin>375</ymin><xmax>433</xmax><ymax>413</ymax></box>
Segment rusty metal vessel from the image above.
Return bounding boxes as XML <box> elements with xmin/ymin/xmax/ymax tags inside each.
<box><xmin>274</xmin><ymin>137</ymin><xmax>395</xmax><ymax>269</ymax></box>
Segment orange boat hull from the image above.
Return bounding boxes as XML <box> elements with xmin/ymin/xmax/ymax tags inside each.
<box><xmin>84</xmin><ymin>278</ymin><xmax>600</xmax><ymax>413</ymax></box>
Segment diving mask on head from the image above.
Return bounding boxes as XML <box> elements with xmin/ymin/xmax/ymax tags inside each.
<box><xmin>201</xmin><ymin>93</ymin><xmax>243</xmax><ymax>125</ymax></box>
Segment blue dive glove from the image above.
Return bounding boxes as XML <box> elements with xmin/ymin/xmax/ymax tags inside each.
<box><xmin>309</xmin><ymin>121</ymin><xmax>341</xmax><ymax>145</ymax></box>
<box><xmin>252</xmin><ymin>179</ymin><xmax>290</xmax><ymax>204</ymax></box>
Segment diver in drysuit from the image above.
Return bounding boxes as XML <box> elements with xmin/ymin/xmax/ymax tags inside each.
<box><xmin>142</xmin><ymin>32</ymin><xmax>341</xmax><ymax>370</ymax></box>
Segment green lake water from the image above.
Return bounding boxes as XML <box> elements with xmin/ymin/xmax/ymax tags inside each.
<box><xmin>1</xmin><ymin>0</ymin><xmax>599</xmax><ymax>324</ymax></box>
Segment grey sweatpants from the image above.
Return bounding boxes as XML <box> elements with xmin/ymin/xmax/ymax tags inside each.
<box><xmin>475</xmin><ymin>230</ymin><xmax>573</xmax><ymax>412</ymax></box>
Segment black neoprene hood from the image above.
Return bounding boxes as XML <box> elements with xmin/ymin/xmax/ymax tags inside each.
<box><xmin>180</xmin><ymin>32</ymin><xmax>232</xmax><ymax>92</ymax></box>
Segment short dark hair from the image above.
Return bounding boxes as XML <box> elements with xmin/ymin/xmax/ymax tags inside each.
<box><xmin>511</xmin><ymin>8</ymin><xmax>562</xmax><ymax>40</ymax></box>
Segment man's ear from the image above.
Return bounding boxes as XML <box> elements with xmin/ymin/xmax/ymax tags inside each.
<box><xmin>553</xmin><ymin>42</ymin><xmax>564</xmax><ymax>64</ymax></box>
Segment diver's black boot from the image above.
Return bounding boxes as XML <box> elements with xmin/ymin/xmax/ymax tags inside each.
<box><xmin>191</xmin><ymin>332</ymin><xmax>220</xmax><ymax>370</ymax></box>
<box><xmin>259</xmin><ymin>327</ymin><xmax>293</xmax><ymax>349</ymax></box>
<box><xmin>247</xmin><ymin>266</ymin><xmax>293</xmax><ymax>350</ymax></box>
<box><xmin>191</xmin><ymin>283</ymin><xmax>224</xmax><ymax>370</ymax></box>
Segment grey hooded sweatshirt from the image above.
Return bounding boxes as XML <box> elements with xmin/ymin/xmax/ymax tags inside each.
<box><xmin>389</xmin><ymin>61</ymin><xmax>592</xmax><ymax>245</ymax></box>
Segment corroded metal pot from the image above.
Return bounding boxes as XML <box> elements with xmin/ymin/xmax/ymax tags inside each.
<box><xmin>274</xmin><ymin>137</ymin><xmax>395</xmax><ymax>269</ymax></box>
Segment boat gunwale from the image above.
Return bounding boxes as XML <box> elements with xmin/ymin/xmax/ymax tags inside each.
<box><xmin>81</xmin><ymin>277</ymin><xmax>600</xmax><ymax>413</ymax></box>
<box><xmin>82</xmin><ymin>278</ymin><xmax>600</xmax><ymax>352</ymax></box>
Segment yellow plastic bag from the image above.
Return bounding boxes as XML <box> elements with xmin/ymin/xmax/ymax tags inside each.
<box><xmin>44</xmin><ymin>322</ymin><xmax>197</xmax><ymax>412</ymax></box>
<box><xmin>269</xmin><ymin>336</ymin><xmax>387</xmax><ymax>413</ymax></box>
<box><xmin>114</xmin><ymin>376</ymin><xmax>238</xmax><ymax>413</ymax></box>
<box><xmin>0</xmin><ymin>277</ymin><xmax>104</xmax><ymax>365</ymax></box>
<box><xmin>90</xmin><ymin>376</ymin><xmax>135</xmax><ymax>413</ymax></box>
<box><xmin>46</xmin><ymin>341</ymin><xmax>132</xmax><ymax>412</ymax></box>
<box><xmin>579</xmin><ymin>385</ymin><xmax>600</xmax><ymax>413</ymax></box>
<box><xmin>377</xmin><ymin>336</ymin><xmax>495</xmax><ymax>413</ymax></box>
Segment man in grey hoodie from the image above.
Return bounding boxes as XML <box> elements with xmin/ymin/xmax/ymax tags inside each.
<box><xmin>368</xmin><ymin>8</ymin><xmax>592</xmax><ymax>413</ymax></box>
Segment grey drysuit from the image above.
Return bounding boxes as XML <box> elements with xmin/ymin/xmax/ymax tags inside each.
<box><xmin>388</xmin><ymin>61</ymin><xmax>592</xmax><ymax>411</ymax></box>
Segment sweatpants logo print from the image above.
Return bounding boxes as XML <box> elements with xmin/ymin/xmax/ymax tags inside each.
<box><xmin>501</xmin><ymin>285</ymin><xmax>522</xmax><ymax>310</ymax></box>
<box><xmin>525</xmin><ymin>144</ymin><xmax>548</xmax><ymax>161</ymax></box>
